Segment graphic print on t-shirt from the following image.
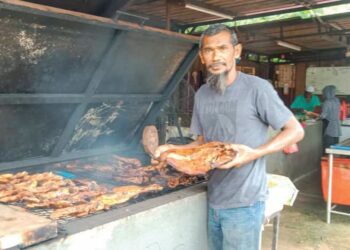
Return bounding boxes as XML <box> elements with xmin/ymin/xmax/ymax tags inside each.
<box><xmin>201</xmin><ymin>100</ymin><xmax>237</xmax><ymax>142</ymax></box>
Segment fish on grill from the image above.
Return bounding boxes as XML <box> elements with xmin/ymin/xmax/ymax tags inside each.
<box><xmin>106</xmin><ymin>184</ymin><xmax>163</xmax><ymax>205</ymax></box>
<box><xmin>25</xmin><ymin>181</ymin><xmax>107</xmax><ymax>209</ymax></box>
<box><xmin>26</xmin><ymin>189</ymin><xmax>107</xmax><ymax>209</ymax></box>
<box><xmin>0</xmin><ymin>188</ymin><xmax>17</xmax><ymax>199</ymax></box>
<box><xmin>0</xmin><ymin>172</ymin><xmax>109</xmax><ymax>208</ymax></box>
<box><xmin>141</xmin><ymin>164</ymin><xmax>165</xmax><ymax>172</ymax></box>
<box><xmin>141</xmin><ymin>126</ymin><xmax>234</xmax><ymax>176</ymax></box>
<box><xmin>0</xmin><ymin>170</ymin><xmax>164</xmax><ymax>219</ymax></box>
<box><xmin>54</xmin><ymin>150</ymin><xmax>202</xmax><ymax>187</ymax></box>
<box><xmin>167</xmin><ymin>175</ymin><xmax>201</xmax><ymax>188</ymax></box>
<box><xmin>0</xmin><ymin>171</ymin><xmax>29</xmax><ymax>184</ymax></box>
<box><xmin>55</xmin><ymin>154</ymin><xmax>142</xmax><ymax>174</ymax></box>
<box><xmin>0</xmin><ymin>173</ymin><xmax>15</xmax><ymax>184</ymax></box>
<box><xmin>159</xmin><ymin>142</ymin><xmax>237</xmax><ymax>175</ymax></box>
<box><xmin>0</xmin><ymin>149</ymin><xmax>205</xmax><ymax>220</ymax></box>
<box><xmin>50</xmin><ymin>184</ymin><xmax>163</xmax><ymax>219</ymax></box>
<box><xmin>114</xmin><ymin>176</ymin><xmax>150</xmax><ymax>185</ymax></box>
<box><xmin>50</xmin><ymin>200</ymin><xmax>107</xmax><ymax>219</ymax></box>
<box><xmin>113</xmin><ymin>155</ymin><xmax>142</xmax><ymax>168</ymax></box>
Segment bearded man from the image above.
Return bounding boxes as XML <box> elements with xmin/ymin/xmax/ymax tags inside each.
<box><xmin>155</xmin><ymin>24</ymin><xmax>304</xmax><ymax>250</ymax></box>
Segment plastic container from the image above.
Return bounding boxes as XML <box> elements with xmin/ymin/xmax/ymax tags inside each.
<box><xmin>340</xmin><ymin>100</ymin><xmax>347</xmax><ymax>121</ymax></box>
<box><xmin>321</xmin><ymin>157</ymin><xmax>350</xmax><ymax>205</ymax></box>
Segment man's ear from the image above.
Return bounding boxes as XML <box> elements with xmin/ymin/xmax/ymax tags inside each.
<box><xmin>234</xmin><ymin>43</ymin><xmax>242</xmax><ymax>59</ymax></box>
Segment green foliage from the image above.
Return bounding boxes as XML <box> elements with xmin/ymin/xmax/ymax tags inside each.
<box><xmin>247</xmin><ymin>53</ymin><xmax>258</xmax><ymax>61</ymax></box>
<box><xmin>270</xmin><ymin>57</ymin><xmax>289</xmax><ymax>63</ymax></box>
<box><xmin>259</xmin><ymin>55</ymin><xmax>269</xmax><ymax>63</ymax></box>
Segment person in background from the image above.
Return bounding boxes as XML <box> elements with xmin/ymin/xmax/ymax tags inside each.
<box><xmin>154</xmin><ymin>24</ymin><xmax>304</xmax><ymax>250</ymax></box>
<box><xmin>306</xmin><ymin>85</ymin><xmax>341</xmax><ymax>153</ymax></box>
<box><xmin>291</xmin><ymin>85</ymin><xmax>321</xmax><ymax>113</ymax></box>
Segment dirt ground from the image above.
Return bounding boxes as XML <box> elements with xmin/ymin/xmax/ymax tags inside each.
<box><xmin>262</xmin><ymin>171</ymin><xmax>350</xmax><ymax>250</ymax></box>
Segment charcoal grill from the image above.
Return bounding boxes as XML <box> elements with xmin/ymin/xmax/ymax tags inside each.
<box><xmin>0</xmin><ymin>1</ymin><xmax>207</xmax><ymax>249</ymax></box>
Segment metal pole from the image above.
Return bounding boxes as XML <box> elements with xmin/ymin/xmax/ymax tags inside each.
<box><xmin>272</xmin><ymin>213</ymin><xmax>280</xmax><ymax>250</ymax></box>
<box><xmin>327</xmin><ymin>153</ymin><xmax>334</xmax><ymax>224</ymax></box>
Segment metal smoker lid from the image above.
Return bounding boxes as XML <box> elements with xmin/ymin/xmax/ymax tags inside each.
<box><xmin>0</xmin><ymin>1</ymin><xmax>198</xmax><ymax>170</ymax></box>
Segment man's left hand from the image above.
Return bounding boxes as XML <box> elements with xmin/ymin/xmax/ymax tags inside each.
<box><xmin>213</xmin><ymin>144</ymin><xmax>260</xmax><ymax>169</ymax></box>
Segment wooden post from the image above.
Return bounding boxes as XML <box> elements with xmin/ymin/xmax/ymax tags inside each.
<box><xmin>166</xmin><ymin>0</ymin><xmax>171</xmax><ymax>30</ymax></box>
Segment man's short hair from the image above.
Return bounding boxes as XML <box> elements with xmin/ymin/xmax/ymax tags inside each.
<box><xmin>199</xmin><ymin>24</ymin><xmax>238</xmax><ymax>49</ymax></box>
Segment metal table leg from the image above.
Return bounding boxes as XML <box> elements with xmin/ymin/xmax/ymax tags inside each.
<box><xmin>327</xmin><ymin>153</ymin><xmax>333</xmax><ymax>224</ymax></box>
<box><xmin>272</xmin><ymin>212</ymin><xmax>280</xmax><ymax>250</ymax></box>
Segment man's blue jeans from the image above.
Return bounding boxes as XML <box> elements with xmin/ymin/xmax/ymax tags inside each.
<box><xmin>208</xmin><ymin>201</ymin><xmax>265</xmax><ymax>250</ymax></box>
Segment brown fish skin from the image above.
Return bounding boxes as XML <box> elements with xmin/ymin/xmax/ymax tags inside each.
<box><xmin>160</xmin><ymin>142</ymin><xmax>237</xmax><ymax>175</ymax></box>
<box><xmin>142</xmin><ymin>125</ymin><xmax>159</xmax><ymax>158</ymax></box>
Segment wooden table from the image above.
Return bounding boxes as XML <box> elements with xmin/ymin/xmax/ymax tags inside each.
<box><xmin>0</xmin><ymin>205</ymin><xmax>57</xmax><ymax>249</ymax></box>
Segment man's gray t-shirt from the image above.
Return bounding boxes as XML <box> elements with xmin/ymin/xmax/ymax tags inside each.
<box><xmin>190</xmin><ymin>72</ymin><xmax>293</xmax><ymax>209</ymax></box>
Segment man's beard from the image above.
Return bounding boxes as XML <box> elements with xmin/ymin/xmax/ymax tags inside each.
<box><xmin>206</xmin><ymin>70</ymin><xmax>229</xmax><ymax>95</ymax></box>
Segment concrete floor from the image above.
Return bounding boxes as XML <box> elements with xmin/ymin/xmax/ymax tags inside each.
<box><xmin>262</xmin><ymin>170</ymin><xmax>350</xmax><ymax>250</ymax></box>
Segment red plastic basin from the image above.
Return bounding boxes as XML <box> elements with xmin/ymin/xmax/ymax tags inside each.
<box><xmin>321</xmin><ymin>157</ymin><xmax>350</xmax><ymax>205</ymax></box>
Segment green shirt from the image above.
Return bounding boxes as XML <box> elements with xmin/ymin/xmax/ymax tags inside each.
<box><xmin>291</xmin><ymin>95</ymin><xmax>321</xmax><ymax>111</ymax></box>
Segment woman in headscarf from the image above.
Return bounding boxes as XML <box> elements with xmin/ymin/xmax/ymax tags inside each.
<box><xmin>306</xmin><ymin>85</ymin><xmax>341</xmax><ymax>153</ymax></box>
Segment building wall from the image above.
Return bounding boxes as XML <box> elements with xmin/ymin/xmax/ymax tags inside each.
<box><xmin>238</xmin><ymin>59</ymin><xmax>270</xmax><ymax>80</ymax></box>
<box><xmin>295</xmin><ymin>59</ymin><xmax>348</xmax><ymax>95</ymax></box>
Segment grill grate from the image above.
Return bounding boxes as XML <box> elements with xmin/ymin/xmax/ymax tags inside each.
<box><xmin>6</xmin><ymin>201</ymin><xmax>72</xmax><ymax>225</ymax></box>
<box><xmin>0</xmin><ymin>153</ymin><xmax>207</xmax><ymax>229</ymax></box>
<box><xmin>1</xmin><ymin>177</ymin><xmax>205</xmax><ymax>230</ymax></box>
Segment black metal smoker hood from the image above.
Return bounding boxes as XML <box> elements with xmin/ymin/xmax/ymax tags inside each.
<box><xmin>0</xmin><ymin>0</ymin><xmax>198</xmax><ymax>172</ymax></box>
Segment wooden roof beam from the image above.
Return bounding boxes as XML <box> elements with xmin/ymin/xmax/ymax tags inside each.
<box><xmin>240</xmin><ymin>12</ymin><xmax>350</xmax><ymax>31</ymax></box>
<box><xmin>269</xmin><ymin>47</ymin><xmax>346</xmax><ymax>62</ymax></box>
<box><xmin>296</xmin><ymin>0</ymin><xmax>350</xmax><ymax>48</ymax></box>
<box><xmin>113</xmin><ymin>9</ymin><xmax>183</xmax><ymax>30</ymax></box>
<box><xmin>129</xmin><ymin>0</ymin><xmax>158</xmax><ymax>5</ymax></box>
<box><xmin>184</xmin><ymin>0</ymin><xmax>236</xmax><ymax>20</ymax></box>
<box><xmin>242</xmin><ymin>29</ymin><xmax>350</xmax><ymax>44</ymax></box>
<box><xmin>320</xmin><ymin>34</ymin><xmax>350</xmax><ymax>48</ymax></box>
<box><xmin>179</xmin><ymin>0</ymin><xmax>349</xmax><ymax>29</ymax></box>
